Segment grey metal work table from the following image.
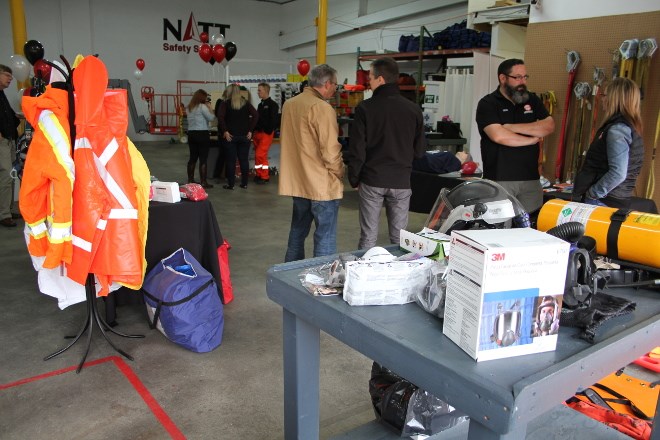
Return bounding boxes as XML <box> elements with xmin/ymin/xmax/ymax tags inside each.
<box><xmin>266</xmin><ymin>255</ymin><xmax>659</xmax><ymax>439</ymax></box>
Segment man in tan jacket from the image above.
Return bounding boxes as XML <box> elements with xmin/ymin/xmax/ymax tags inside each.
<box><xmin>279</xmin><ymin>64</ymin><xmax>344</xmax><ymax>262</ymax></box>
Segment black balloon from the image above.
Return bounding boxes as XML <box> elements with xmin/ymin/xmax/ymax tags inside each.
<box><xmin>225</xmin><ymin>42</ymin><xmax>237</xmax><ymax>62</ymax></box>
<box><xmin>209</xmin><ymin>57</ymin><xmax>216</xmax><ymax>66</ymax></box>
<box><xmin>23</xmin><ymin>40</ymin><xmax>45</xmax><ymax>65</ymax></box>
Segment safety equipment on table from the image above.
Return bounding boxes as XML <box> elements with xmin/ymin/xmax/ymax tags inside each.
<box><xmin>545</xmin><ymin>221</ymin><xmax>600</xmax><ymax>308</ymax></box>
<box><xmin>425</xmin><ymin>179</ymin><xmax>530</xmax><ymax>234</ymax></box>
<box><xmin>490</xmin><ymin>301</ymin><xmax>521</xmax><ymax>347</ymax></box>
<box><xmin>362</xmin><ymin>246</ymin><xmax>395</xmax><ymax>262</ymax></box>
<box><xmin>179</xmin><ymin>183</ymin><xmax>208</xmax><ymax>201</ymax></box>
<box><xmin>142</xmin><ymin>248</ymin><xmax>224</xmax><ymax>353</ymax></box>
<box><xmin>537</xmin><ymin>199</ymin><xmax>660</xmax><ymax>268</ymax></box>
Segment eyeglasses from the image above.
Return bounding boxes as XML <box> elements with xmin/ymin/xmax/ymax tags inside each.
<box><xmin>505</xmin><ymin>74</ymin><xmax>530</xmax><ymax>81</ymax></box>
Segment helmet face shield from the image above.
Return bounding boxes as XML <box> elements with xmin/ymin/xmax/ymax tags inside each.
<box><xmin>424</xmin><ymin>179</ymin><xmax>528</xmax><ymax>234</ymax></box>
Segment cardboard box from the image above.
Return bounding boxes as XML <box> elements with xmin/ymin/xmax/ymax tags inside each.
<box><xmin>151</xmin><ymin>181</ymin><xmax>181</xmax><ymax>203</ymax></box>
<box><xmin>400</xmin><ymin>228</ymin><xmax>451</xmax><ymax>260</ymax></box>
<box><xmin>442</xmin><ymin>228</ymin><xmax>569</xmax><ymax>361</ymax></box>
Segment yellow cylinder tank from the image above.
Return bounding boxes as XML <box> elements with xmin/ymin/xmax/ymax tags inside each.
<box><xmin>537</xmin><ymin>199</ymin><xmax>660</xmax><ymax>268</ymax></box>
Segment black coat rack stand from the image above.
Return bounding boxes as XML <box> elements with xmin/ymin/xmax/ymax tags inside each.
<box><xmin>44</xmin><ymin>274</ymin><xmax>144</xmax><ymax>373</ymax></box>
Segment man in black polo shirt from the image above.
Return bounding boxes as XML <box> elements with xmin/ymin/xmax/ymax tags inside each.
<box><xmin>476</xmin><ymin>58</ymin><xmax>555</xmax><ymax>214</ymax></box>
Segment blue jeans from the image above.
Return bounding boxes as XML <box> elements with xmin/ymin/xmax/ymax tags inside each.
<box><xmin>583</xmin><ymin>195</ymin><xmax>607</xmax><ymax>207</ymax></box>
<box><xmin>284</xmin><ymin>197</ymin><xmax>340</xmax><ymax>262</ymax></box>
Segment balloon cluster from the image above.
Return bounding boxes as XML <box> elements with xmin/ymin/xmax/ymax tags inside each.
<box><xmin>134</xmin><ymin>58</ymin><xmax>145</xmax><ymax>80</ymax></box>
<box><xmin>7</xmin><ymin>40</ymin><xmax>49</xmax><ymax>97</ymax></box>
<box><xmin>198</xmin><ymin>33</ymin><xmax>237</xmax><ymax>66</ymax></box>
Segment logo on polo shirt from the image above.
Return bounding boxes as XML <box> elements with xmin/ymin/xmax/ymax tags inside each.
<box><xmin>524</xmin><ymin>104</ymin><xmax>533</xmax><ymax>114</ymax></box>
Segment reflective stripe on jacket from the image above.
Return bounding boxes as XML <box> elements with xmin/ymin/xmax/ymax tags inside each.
<box><xmin>19</xmin><ymin>86</ymin><xmax>74</xmax><ymax>269</ymax></box>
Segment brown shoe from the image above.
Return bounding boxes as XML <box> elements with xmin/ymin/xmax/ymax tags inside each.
<box><xmin>0</xmin><ymin>218</ymin><xmax>17</xmax><ymax>227</ymax></box>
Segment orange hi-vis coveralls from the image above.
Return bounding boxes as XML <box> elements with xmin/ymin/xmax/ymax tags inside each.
<box><xmin>65</xmin><ymin>56</ymin><xmax>144</xmax><ymax>296</ymax></box>
<box><xmin>19</xmin><ymin>86</ymin><xmax>74</xmax><ymax>269</ymax></box>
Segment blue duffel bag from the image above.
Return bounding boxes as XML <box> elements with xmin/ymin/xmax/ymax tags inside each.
<box><xmin>143</xmin><ymin>248</ymin><xmax>224</xmax><ymax>353</ymax></box>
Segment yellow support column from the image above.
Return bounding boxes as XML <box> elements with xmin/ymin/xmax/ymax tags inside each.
<box><xmin>316</xmin><ymin>0</ymin><xmax>327</xmax><ymax>65</ymax></box>
<box><xmin>9</xmin><ymin>0</ymin><xmax>29</xmax><ymax>90</ymax></box>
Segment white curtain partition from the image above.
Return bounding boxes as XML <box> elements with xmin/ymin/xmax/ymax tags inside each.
<box><xmin>440</xmin><ymin>69</ymin><xmax>474</xmax><ymax>148</ymax></box>
<box><xmin>469</xmin><ymin>51</ymin><xmax>505</xmax><ymax>167</ymax></box>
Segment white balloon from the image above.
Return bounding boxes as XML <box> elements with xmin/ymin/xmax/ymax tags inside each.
<box><xmin>215</xmin><ymin>34</ymin><xmax>225</xmax><ymax>45</ymax></box>
<box><xmin>9</xmin><ymin>54</ymin><xmax>30</xmax><ymax>82</ymax></box>
<box><xmin>134</xmin><ymin>68</ymin><xmax>143</xmax><ymax>80</ymax></box>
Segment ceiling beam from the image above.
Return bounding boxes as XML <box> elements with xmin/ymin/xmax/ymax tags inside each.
<box><xmin>280</xmin><ymin>0</ymin><xmax>466</xmax><ymax>49</ymax></box>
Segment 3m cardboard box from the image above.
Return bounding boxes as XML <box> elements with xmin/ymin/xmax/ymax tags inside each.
<box><xmin>151</xmin><ymin>181</ymin><xmax>181</xmax><ymax>203</ymax></box>
<box><xmin>442</xmin><ymin>228</ymin><xmax>569</xmax><ymax>361</ymax></box>
<box><xmin>400</xmin><ymin>228</ymin><xmax>450</xmax><ymax>260</ymax></box>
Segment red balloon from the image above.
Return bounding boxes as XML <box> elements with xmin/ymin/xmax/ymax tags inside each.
<box><xmin>212</xmin><ymin>44</ymin><xmax>226</xmax><ymax>63</ymax></box>
<box><xmin>461</xmin><ymin>161</ymin><xmax>478</xmax><ymax>175</ymax></box>
<box><xmin>33</xmin><ymin>59</ymin><xmax>52</xmax><ymax>82</ymax></box>
<box><xmin>199</xmin><ymin>44</ymin><xmax>212</xmax><ymax>63</ymax></box>
<box><xmin>200</xmin><ymin>32</ymin><xmax>209</xmax><ymax>44</ymax></box>
<box><xmin>136</xmin><ymin>58</ymin><xmax>145</xmax><ymax>71</ymax></box>
<box><xmin>297</xmin><ymin>59</ymin><xmax>310</xmax><ymax>76</ymax></box>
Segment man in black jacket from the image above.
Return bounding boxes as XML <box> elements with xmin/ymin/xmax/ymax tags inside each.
<box><xmin>346</xmin><ymin>57</ymin><xmax>425</xmax><ymax>249</ymax></box>
<box><xmin>253</xmin><ymin>82</ymin><xmax>279</xmax><ymax>184</ymax></box>
<box><xmin>0</xmin><ymin>64</ymin><xmax>20</xmax><ymax>227</ymax></box>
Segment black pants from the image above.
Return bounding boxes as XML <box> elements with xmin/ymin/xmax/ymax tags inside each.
<box><xmin>224</xmin><ymin>136</ymin><xmax>251</xmax><ymax>187</ymax></box>
<box><xmin>187</xmin><ymin>130</ymin><xmax>211</xmax><ymax>166</ymax></box>
<box><xmin>213</xmin><ymin>139</ymin><xmax>226</xmax><ymax>179</ymax></box>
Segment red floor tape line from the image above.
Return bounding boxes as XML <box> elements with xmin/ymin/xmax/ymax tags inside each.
<box><xmin>0</xmin><ymin>356</ymin><xmax>185</xmax><ymax>439</ymax></box>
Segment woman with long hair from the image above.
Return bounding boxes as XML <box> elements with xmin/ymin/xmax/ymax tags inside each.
<box><xmin>217</xmin><ymin>84</ymin><xmax>258</xmax><ymax>189</ymax></box>
<box><xmin>186</xmin><ymin>89</ymin><xmax>215</xmax><ymax>188</ymax></box>
<box><xmin>573</xmin><ymin>77</ymin><xmax>644</xmax><ymax>208</ymax></box>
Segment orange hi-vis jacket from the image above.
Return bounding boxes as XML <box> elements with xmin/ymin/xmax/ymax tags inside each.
<box><xmin>19</xmin><ymin>86</ymin><xmax>74</xmax><ymax>269</ymax></box>
<box><xmin>65</xmin><ymin>56</ymin><xmax>143</xmax><ymax>296</ymax></box>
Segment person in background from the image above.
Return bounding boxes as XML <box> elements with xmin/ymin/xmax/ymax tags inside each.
<box><xmin>253</xmin><ymin>82</ymin><xmax>279</xmax><ymax>184</ymax></box>
<box><xmin>0</xmin><ymin>64</ymin><xmax>21</xmax><ymax>227</ymax></box>
<box><xmin>212</xmin><ymin>91</ymin><xmax>226</xmax><ymax>182</ymax></box>
<box><xmin>346</xmin><ymin>57</ymin><xmax>426</xmax><ymax>250</ymax></box>
<box><xmin>412</xmin><ymin>150</ymin><xmax>471</xmax><ymax>174</ymax></box>
<box><xmin>573</xmin><ymin>77</ymin><xmax>644</xmax><ymax>208</ymax></box>
<box><xmin>279</xmin><ymin>64</ymin><xmax>343</xmax><ymax>262</ymax></box>
<box><xmin>186</xmin><ymin>89</ymin><xmax>215</xmax><ymax>188</ymax></box>
<box><xmin>218</xmin><ymin>84</ymin><xmax>258</xmax><ymax>190</ymax></box>
<box><xmin>476</xmin><ymin>58</ymin><xmax>555</xmax><ymax>214</ymax></box>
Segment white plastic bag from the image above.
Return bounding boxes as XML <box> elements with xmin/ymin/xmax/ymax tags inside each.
<box><xmin>343</xmin><ymin>258</ymin><xmax>434</xmax><ymax>306</ymax></box>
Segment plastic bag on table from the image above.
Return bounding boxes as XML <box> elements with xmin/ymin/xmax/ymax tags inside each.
<box><xmin>415</xmin><ymin>260</ymin><xmax>449</xmax><ymax>318</ymax></box>
<box><xmin>298</xmin><ymin>253</ymin><xmax>357</xmax><ymax>297</ymax></box>
<box><xmin>402</xmin><ymin>388</ymin><xmax>470</xmax><ymax>437</ymax></box>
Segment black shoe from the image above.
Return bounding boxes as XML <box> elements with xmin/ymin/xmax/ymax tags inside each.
<box><xmin>239</xmin><ymin>184</ymin><xmax>248</xmax><ymax>189</ymax></box>
<box><xmin>201</xmin><ymin>182</ymin><xmax>214</xmax><ymax>189</ymax></box>
<box><xmin>223</xmin><ymin>185</ymin><xmax>234</xmax><ymax>190</ymax></box>
<box><xmin>0</xmin><ymin>218</ymin><xmax>17</xmax><ymax>227</ymax></box>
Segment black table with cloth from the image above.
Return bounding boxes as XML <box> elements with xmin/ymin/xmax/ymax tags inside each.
<box><xmin>104</xmin><ymin>199</ymin><xmax>224</xmax><ymax>324</ymax></box>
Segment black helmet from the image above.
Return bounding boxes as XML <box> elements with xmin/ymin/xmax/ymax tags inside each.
<box><xmin>425</xmin><ymin>179</ymin><xmax>530</xmax><ymax>234</ymax></box>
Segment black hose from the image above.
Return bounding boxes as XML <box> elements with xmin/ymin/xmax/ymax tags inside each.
<box><xmin>545</xmin><ymin>221</ymin><xmax>585</xmax><ymax>243</ymax></box>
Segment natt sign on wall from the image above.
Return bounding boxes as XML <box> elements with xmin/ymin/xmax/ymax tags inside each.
<box><xmin>162</xmin><ymin>12</ymin><xmax>230</xmax><ymax>54</ymax></box>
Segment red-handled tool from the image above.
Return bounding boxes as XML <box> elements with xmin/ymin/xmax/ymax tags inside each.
<box><xmin>554</xmin><ymin>51</ymin><xmax>580</xmax><ymax>183</ymax></box>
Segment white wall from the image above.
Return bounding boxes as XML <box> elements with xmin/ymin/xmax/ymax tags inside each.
<box><xmin>529</xmin><ymin>0</ymin><xmax>659</xmax><ymax>23</ymax></box>
<box><xmin>0</xmin><ymin>0</ymin><xmax>292</xmax><ymax>138</ymax></box>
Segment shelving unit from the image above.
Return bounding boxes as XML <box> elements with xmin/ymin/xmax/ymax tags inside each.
<box><xmin>358</xmin><ymin>31</ymin><xmax>489</xmax><ymax>104</ymax></box>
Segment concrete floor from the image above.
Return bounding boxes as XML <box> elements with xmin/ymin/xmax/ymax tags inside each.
<box><xmin>2</xmin><ymin>141</ymin><xmax>654</xmax><ymax>440</ymax></box>
<box><xmin>0</xmin><ymin>140</ymin><xmax>430</xmax><ymax>440</ymax></box>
